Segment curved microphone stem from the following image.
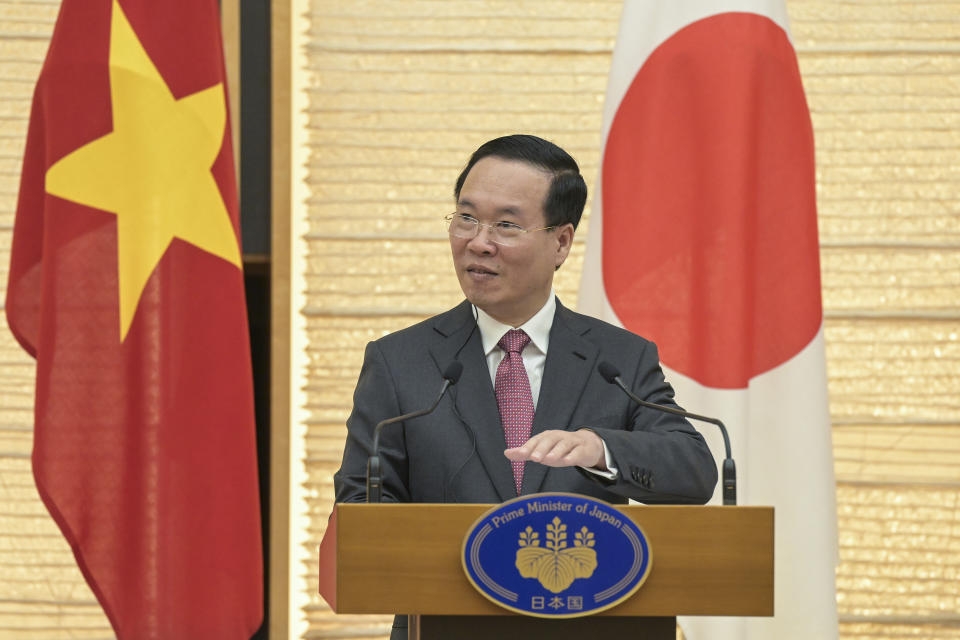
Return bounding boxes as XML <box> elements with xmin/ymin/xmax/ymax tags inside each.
<box><xmin>606</xmin><ymin>371</ymin><xmax>737</xmax><ymax>506</ymax></box>
<box><xmin>366</xmin><ymin>363</ymin><xmax>461</xmax><ymax>502</ymax></box>
<box><xmin>611</xmin><ymin>377</ymin><xmax>732</xmax><ymax>458</ymax></box>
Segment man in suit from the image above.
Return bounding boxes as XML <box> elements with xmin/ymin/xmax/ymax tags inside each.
<box><xmin>334</xmin><ymin>134</ymin><xmax>717</xmax><ymax>507</ymax></box>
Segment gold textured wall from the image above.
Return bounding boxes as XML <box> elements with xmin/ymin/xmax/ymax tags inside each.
<box><xmin>0</xmin><ymin>0</ymin><xmax>957</xmax><ymax>638</ymax></box>
<box><xmin>795</xmin><ymin>2</ymin><xmax>960</xmax><ymax>634</ymax></box>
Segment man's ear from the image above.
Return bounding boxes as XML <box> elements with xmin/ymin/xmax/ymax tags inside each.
<box><xmin>554</xmin><ymin>223</ymin><xmax>575</xmax><ymax>270</ymax></box>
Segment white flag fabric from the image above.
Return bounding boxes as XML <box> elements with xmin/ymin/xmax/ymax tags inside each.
<box><xmin>579</xmin><ymin>2</ymin><xmax>838</xmax><ymax>638</ymax></box>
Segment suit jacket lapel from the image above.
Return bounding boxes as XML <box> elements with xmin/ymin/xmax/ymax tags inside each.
<box><xmin>522</xmin><ymin>301</ymin><xmax>598</xmax><ymax>494</ymax></box>
<box><xmin>429</xmin><ymin>301</ymin><xmax>515</xmax><ymax>502</ymax></box>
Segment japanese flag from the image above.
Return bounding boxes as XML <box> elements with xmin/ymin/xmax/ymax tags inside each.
<box><xmin>579</xmin><ymin>2</ymin><xmax>838</xmax><ymax>638</ymax></box>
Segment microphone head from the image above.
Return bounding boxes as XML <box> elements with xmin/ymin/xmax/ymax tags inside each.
<box><xmin>443</xmin><ymin>361</ymin><xmax>464</xmax><ymax>385</ymax></box>
<box><xmin>598</xmin><ymin>361</ymin><xmax>621</xmax><ymax>384</ymax></box>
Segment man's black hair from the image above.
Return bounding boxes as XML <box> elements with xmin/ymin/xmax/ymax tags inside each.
<box><xmin>454</xmin><ymin>134</ymin><xmax>588</xmax><ymax>230</ymax></box>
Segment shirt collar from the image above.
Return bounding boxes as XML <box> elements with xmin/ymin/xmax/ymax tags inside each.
<box><xmin>475</xmin><ymin>293</ymin><xmax>556</xmax><ymax>356</ymax></box>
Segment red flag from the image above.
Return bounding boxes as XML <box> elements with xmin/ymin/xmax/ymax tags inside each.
<box><xmin>6</xmin><ymin>1</ymin><xmax>263</xmax><ymax>637</ymax></box>
<box><xmin>580</xmin><ymin>2</ymin><xmax>837</xmax><ymax>638</ymax></box>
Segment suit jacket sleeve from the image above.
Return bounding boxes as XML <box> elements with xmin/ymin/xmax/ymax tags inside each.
<box><xmin>333</xmin><ymin>340</ymin><xmax>411</xmax><ymax>503</ymax></box>
<box><xmin>584</xmin><ymin>340</ymin><xmax>718</xmax><ymax>504</ymax></box>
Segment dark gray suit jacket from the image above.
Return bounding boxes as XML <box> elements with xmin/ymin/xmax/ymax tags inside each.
<box><xmin>334</xmin><ymin>299</ymin><xmax>717</xmax><ymax>505</ymax></box>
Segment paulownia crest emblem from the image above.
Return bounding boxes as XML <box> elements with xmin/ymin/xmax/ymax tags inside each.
<box><xmin>515</xmin><ymin>516</ymin><xmax>597</xmax><ymax>593</ymax></box>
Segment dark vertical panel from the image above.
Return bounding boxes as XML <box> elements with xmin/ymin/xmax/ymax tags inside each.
<box><xmin>239</xmin><ymin>1</ymin><xmax>271</xmax><ymax>638</ymax></box>
<box><xmin>245</xmin><ymin>262</ymin><xmax>270</xmax><ymax>640</ymax></box>
<box><xmin>241</xmin><ymin>0</ymin><xmax>271</xmax><ymax>256</ymax></box>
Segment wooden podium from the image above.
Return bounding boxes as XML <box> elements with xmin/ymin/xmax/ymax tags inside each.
<box><xmin>319</xmin><ymin>503</ymin><xmax>773</xmax><ymax>639</ymax></box>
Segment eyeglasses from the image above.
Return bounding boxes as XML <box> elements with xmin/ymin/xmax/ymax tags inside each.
<box><xmin>445</xmin><ymin>213</ymin><xmax>556</xmax><ymax>247</ymax></box>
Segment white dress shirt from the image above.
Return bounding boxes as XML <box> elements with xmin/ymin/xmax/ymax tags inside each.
<box><xmin>474</xmin><ymin>294</ymin><xmax>618</xmax><ymax>479</ymax></box>
<box><xmin>476</xmin><ymin>294</ymin><xmax>554</xmax><ymax>409</ymax></box>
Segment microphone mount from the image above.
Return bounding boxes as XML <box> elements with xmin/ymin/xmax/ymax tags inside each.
<box><xmin>598</xmin><ymin>361</ymin><xmax>737</xmax><ymax>505</ymax></box>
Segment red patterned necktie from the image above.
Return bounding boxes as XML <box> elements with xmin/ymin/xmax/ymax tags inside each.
<box><xmin>495</xmin><ymin>329</ymin><xmax>534</xmax><ymax>495</ymax></box>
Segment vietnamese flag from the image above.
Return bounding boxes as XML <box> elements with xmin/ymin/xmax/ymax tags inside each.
<box><xmin>6</xmin><ymin>1</ymin><xmax>263</xmax><ymax>638</ymax></box>
<box><xmin>579</xmin><ymin>2</ymin><xmax>837</xmax><ymax>639</ymax></box>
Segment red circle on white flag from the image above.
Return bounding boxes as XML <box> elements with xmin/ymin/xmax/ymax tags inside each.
<box><xmin>601</xmin><ymin>12</ymin><xmax>822</xmax><ymax>389</ymax></box>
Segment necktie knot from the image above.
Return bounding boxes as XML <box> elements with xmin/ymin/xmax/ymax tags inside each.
<box><xmin>498</xmin><ymin>328</ymin><xmax>530</xmax><ymax>355</ymax></box>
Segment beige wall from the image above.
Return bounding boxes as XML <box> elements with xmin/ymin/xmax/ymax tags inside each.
<box><xmin>0</xmin><ymin>1</ymin><xmax>957</xmax><ymax>638</ymax></box>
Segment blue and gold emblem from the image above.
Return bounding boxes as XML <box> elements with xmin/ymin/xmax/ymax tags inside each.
<box><xmin>462</xmin><ymin>493</ymin><xmax>652</xmax><ymax>618</ymax></box>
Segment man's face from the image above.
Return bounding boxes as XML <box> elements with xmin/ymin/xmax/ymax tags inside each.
<box><xmin>450</xmin><ymin>156</ymin><xmax>574</xmax><ymax>326</ymax></box>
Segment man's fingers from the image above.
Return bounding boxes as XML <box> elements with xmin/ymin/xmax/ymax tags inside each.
<box><xmin>530</xmin><ymin>437</ymin><xmax>574</xmax><ymax>464</ymax></box>
<box><xmin>504</xmin><ymin>432</ymin><xmax>560</xmax><ymax>461</ymax></box>
<box><xmin>504</xmin><ymin>430</ymin><xmax>602</xmax><ymax>469</ymax></box>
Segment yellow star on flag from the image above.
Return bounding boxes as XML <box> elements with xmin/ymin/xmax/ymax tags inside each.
<box><xmin>45</xmin><ymin>0</ymin><xmax>241</xmax><ymax>341</ymax></box>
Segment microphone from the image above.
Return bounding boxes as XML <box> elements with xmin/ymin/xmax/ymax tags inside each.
<box><xmin>366</xmin><ymin>361</ymin><xmax>464</xmax><ymax>503</ymax></box>
<box><xmin>597</xmin><ymin>361</ymin><xmax>736</xmax><ymax>505</ymax></box>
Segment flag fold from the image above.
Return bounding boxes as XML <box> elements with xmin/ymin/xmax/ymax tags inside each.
<box><xmin>7</xmin><ymin>1</ymin><xmax>263</xmax><ymax>637</ymax></box>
